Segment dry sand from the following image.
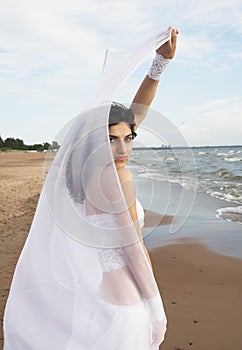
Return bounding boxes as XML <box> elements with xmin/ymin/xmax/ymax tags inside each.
<box><xmin>0</xmin><ymin>152</ymin><xmax>242</xmax><ymax>350</ymax></box>
<box><xmin>0</xmin><ymin>152</ymin><xmax>45</xmax><ymax>349</ymax></box>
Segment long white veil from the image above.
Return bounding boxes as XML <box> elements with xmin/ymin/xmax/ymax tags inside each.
<box><xmin>3</xmin><ymin>27</ymin><xmax>172</xmax><ymax>349</ymax></box>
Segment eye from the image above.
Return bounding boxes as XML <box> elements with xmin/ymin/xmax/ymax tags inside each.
<box><xmin>109</xmin><ymin>137</ymin><xmax>116</xmax><ymax>143</ymax></box>
<box><xmin>124</xmin><ymin>136</ymin><xmax>133</xmax><ymax>143</ymax></box>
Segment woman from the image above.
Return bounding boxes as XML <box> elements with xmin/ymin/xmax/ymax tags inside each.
<box><xmin>3</xmin><ymin>27</ymin><xmax>178</xmax><ymax>349</ymax></box>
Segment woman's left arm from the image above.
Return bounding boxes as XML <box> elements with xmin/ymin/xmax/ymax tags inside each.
<box><xmin>131</xmin><ymin>27</ymin><xmax>179</xmax><ymax>128</ymax></box>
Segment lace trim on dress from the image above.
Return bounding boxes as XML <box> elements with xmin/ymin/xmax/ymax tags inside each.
<box><xmin>97</xmin><ymin>199</ymin><xmax>145</xmax><ymax>272</ymax></box>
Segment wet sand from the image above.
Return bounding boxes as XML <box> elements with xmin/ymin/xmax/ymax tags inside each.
<box><xmin>141</xmin><ymin>176</ymin><xmax>242</xmax><ymax>349</ymax></box>
<box><xmin>0</xmin><ymin>152</ymin><xmax>242</xmax><ymax>349</ymax></box>
<box><xmin>150</xmin><ymin>242</ymin><xmax>242</xmax><ymax>350</ymax></box>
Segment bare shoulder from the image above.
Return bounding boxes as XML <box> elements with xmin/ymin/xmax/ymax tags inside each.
<box><xmin>116</xmin><ymin>168</ymin><xmax>134</xmax><ymax>182</ymax></box>
<box><xmin>117</xmin><ymin>168</ymin><xmax>136</xmax><ymax>208</ymax></box>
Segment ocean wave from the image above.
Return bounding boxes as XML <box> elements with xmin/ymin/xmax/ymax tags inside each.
<box><xmin>216</xmin><ymin>206</ymin><xmax>242</xmax><ymax>224</ymax></box>
<box><xmin>181</xmin><ymin>181</ymin><xmax>198</xmax><ymax>191</ymax></box>
<box><xmin>217</xmin><ymin>150</ymin><xmax>234</xmax><ymax>156</ymax></box>
<box><xmin>219</xmin><ymin>170</ymin><xmax>230</xmax><ymax>178</ymax></box>
<box><xmin>218</xmin><ymin>170</ymin><xmax>242</xmax><ymax>181</ymax></box>
<box><xmin>210</xmin><ymin>190</ymin><xmax>242</xmax><ymax>203</ymax></box>
<box><xmin>224</xmin><ymin>157</ymin><xmax>242</xmax><ymax>162</ymax></box>
<box><xmin>217</xmin><ymin>152</ymin><xmax>230</xmax><ymax>156</ymax></box>
<box><xmin>137</xmin><ymin>172</ymin><xmax>168</xmax><ymax>181</ymax></box>
<box><xmin>164</xmin><ymin>157</ymin><xmax>176</xmax><ymax>161</ymax></box>
<box><xmin>131</xmin><ymin>147</ymin><xmax>242</xmax><ymax>219</ymax></box>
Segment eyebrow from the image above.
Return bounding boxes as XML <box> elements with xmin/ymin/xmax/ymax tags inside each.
<box><xmin>109</xmin><ymin>133</ymin><xmax>133</xmax><ymax>138</ymax></box>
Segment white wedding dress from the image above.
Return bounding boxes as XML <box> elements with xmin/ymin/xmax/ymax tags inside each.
<box><xmin>64</xmin><ymin>199</ymin><xmax>163</xmax><ymax>350</ymax></box>
<box><xmin>3</xmin><ymin>27</ymin><xmax>172</xmax><ymax>350</ymax></box>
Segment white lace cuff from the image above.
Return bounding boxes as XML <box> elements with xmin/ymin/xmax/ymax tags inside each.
<box><xmin>147</xmin><ymin>53</ymin><xmax>171</xmax><ymax>81</ymax></box>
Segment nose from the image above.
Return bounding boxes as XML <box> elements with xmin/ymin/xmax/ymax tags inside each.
<box><xmin>117</xmin><ymin>140</ymin><xmax>126</xmax><ymax>155</ymax></box>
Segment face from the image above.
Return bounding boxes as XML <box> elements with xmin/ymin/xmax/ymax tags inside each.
<box><xmin>109</xmin><ymin>123</ymin><xmax>133</xmax><ymax>169</ymax></box>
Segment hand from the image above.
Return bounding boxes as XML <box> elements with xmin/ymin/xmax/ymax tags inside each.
<box><xmin>156</xmin><ymin>27</ymin><xmax>179</xmax><ymax>59</ymax></box>
<box><xmin>150</xmin><ymin>319</ymin><xmax>167</xmax><ymax>350</ymax></box>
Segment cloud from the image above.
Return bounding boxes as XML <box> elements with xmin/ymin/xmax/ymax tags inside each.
<box><xmin>178</xmin><ymin>0</ymin><xmax>242</xmax><ymax>31</ymax></box>
<box><xmin>230</xmin><ymin>52</ymin><xmax>242</xmax><ymax>60</ymax></box>
<box><xmin>177</xmin><ymin>33</ymin><xmax>216</xmax><ymax>60</ymax></box>
<box><xmin>181</xmin><ymin>97</ymin><xmax>242</xmax><ymax>146</ymax></box>
<box><xmin>1</xmin><ymin>0</ymin><xmax>242</xmax><ymax>80</ymax></box>
<box><xmin>1</xmin><ymin>0</ymin><xmax>242</xmax><ymax>145</ymax></box>
<box><xmin>0</xmin><ymin>0</ymin><xmax>153</xmax><ymax>89</ymax></box>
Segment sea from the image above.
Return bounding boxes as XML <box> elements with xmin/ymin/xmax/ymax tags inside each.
<box><xmin>129</xmin><ymin>145</ymin><xmax>242</xmax><ymax>225</ymax></box>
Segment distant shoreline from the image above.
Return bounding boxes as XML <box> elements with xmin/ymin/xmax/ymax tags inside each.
<box><xmin>133</xmin><ymin>144</ymin><xmax>242</xmax><ymax>150</ymax></box>
<box><xmin>0</xmin><ymin>143</ymin><xmax>242</xmax><ymax>152</ymax></box>
<box><xmin>2</xmin><ymin>144</ymin><xmax>242</xmax><ymax>154</ymax></box>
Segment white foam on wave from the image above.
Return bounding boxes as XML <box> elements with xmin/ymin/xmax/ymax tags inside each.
<box><xmin>216</xmin><ymin>206</ymin><xmax>242</xmax><ymax>225</ymax></box>
<box><xmin>217</xmin><ymin>153</ymin><xmax>229</xmax><ymax>156</ymax></box>
<box><xmin>210</xmin><ymin>190</ymin><xmax>242</xmax><ymax>203</ymax></box>
<box><xmin>211</xmin><ymin>191</ymin><xmax>224</xmax><ymax>198</ymax></box>
<box><xmin>164</xmin><ymin>157</ymin><xmax>176</xmax><ymax>161</ymax></box>
<box><xmin>181</xmin><ymin>181</ymin><xmax>197</xmax><ymax>191</ymax></box>
<box><xmin>224</xmin><ymin>157</ymin><xmax>242</xmax><ymax>162</ymax></box>
<box><xmin>217</xmin><ymin>206</ymin><xmax>242</xmax><ymax>214</ymax></box>
<box><xmin>138</xmin><ymin>172</ymin><xmax>168</xmax><ymax>181</ymax></box>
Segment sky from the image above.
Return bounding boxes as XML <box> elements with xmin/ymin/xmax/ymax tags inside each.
<box><xmin>1</xmin><ymin>0</ymin><xmax>242</xmax><ymax>147</ymax></box>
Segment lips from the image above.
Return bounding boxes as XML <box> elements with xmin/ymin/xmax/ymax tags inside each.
<box><xmin>115</xmin><ymin>157</ymin><xmax>128</xmax><ymax>161</ymax></box>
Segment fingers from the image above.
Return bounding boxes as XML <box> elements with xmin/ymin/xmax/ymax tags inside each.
<box><xmin>169</xmin><ymin>26</ymin><xmax>179</xmax><ymax>35</ymax></box>
<box><xmin>171</xmin><ymin>27</ymin><xmax>178</xmax><ymax>46</ymax></box>
<box><xmin>172</xmin><ymin>27</ymin><xmax>179</xmax><ymax>35</ymax></box>
<box><xmin>156</xmin><ymin>26</ymin><xmax>179</xmax><ymax>58</ymax></box>
<box><xmin>169</xmin><ymin>27</ymin><xmax>179</xmax><ymax>57</ymax></box>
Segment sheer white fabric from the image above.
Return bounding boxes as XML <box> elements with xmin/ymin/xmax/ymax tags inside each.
<box><xmin>3</xmin><ymin>27</ymin><xmax>171</xmax><ymax>350</ymax></box>
<box><xmin>97</xmin><ymin>199</ymin><xmax>144</xmax><ymax>273</ymax></box>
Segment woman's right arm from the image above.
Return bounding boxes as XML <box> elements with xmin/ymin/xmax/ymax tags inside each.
<box><xmin>131</xmin><ymin>27</ymin><xmax>178</xmax><ymax>129</ymax></box>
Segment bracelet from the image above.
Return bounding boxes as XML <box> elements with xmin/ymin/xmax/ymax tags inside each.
<box><xmin>144</xmin><ymin>294</ymin><xmax>166</xmax><ymax>321</ymax></box>
<box><xmin>147</xmin><ymin>53</ymin><xmax>171</xmax><ymax>81</ymax></box>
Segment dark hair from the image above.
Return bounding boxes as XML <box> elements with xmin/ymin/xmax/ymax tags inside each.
<box><xmin>109</xmin><ymin>102</ymin><xmax>137</xmax><ymax>138</ymax></box>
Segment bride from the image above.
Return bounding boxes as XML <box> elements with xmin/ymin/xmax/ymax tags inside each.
<box><xmin>4</xmin><ymin>27</ymin><xmax>178</xmax><ymax>350</ymax></box>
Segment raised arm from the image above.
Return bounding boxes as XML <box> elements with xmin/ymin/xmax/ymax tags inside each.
<box><xmin>131</xmin><ymin>27</ymin><xmax>179</xmax><ymax>128</ymax></box>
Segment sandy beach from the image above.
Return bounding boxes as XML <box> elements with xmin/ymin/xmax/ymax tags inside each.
<box><xmin>0</xmin><ymin>152</ymin><xmax>242</xmax><ymax>349</ymax></box>
<box><xmin>0</xmin><ymin>152</ymin><xmax>45</xmax><ymax>349</ymax></box>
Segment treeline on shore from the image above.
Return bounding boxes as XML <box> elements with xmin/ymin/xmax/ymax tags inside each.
<box><xmin>0</xmin><ymin>136</ymin><xmax>59</xmax><ymax>152</ymax></box>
